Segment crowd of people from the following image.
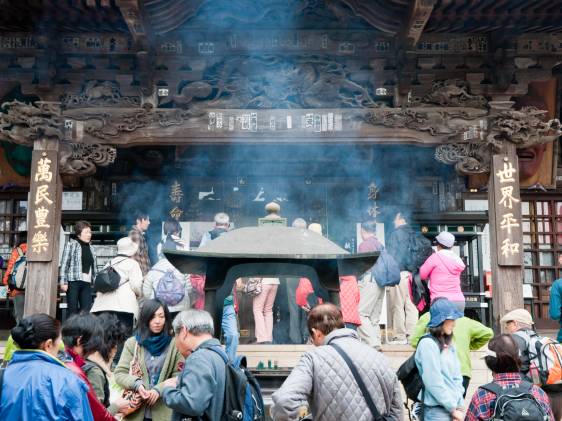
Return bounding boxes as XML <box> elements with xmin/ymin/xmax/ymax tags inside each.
<box><xmin>2</xmin><ymin>209</ymin><xmax>562</xmax><ymax>420</ymax></box>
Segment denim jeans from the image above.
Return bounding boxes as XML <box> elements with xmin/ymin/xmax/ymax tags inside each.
<box><xmin>423</xmin><ymin>405</ymin><xmax>452</xmax><ymax>420</ymax></box>
<box><xmin>222</xmin><ymin>304</ymin><xmax>239</xmax><ymax>361</ymax></box>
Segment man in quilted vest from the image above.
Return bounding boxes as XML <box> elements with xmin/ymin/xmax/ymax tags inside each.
<box><xmin>271</xmin><ymin>303</ymin><xmax>403</xmax><ymax>421</ymax></box>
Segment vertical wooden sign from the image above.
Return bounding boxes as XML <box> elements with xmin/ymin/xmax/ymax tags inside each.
<box><xmin>27</xmin><ymin>149</ymin><xmax>59</xmax><ymax>262</ymax></box>
<box><xmin>24</xmin><ymin>138</ymin><xmax>63</xmax><ymax>317</ymax></box>
<box><xmin>488</xmin><ymin>144</ymin><xmax>524</xmax><ymax>331</ymax></box>
<box><xmin>492</xmin><ymin>154</ymin><xmax>523</xmax><ymax>266</ymax></box>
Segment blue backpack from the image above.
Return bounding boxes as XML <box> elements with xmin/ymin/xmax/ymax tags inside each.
<box><xmin>206</xmin><ymin>346</ymin><xmax>265</xmax><ymax>421</ymax></box>
<box><xmin>153</xmin><ymin>269</ymin><xmax>185</xmax><ymax>307</ymax></box>
<box><xmin>372</xmin><ymin>248</ymin><xmax>400</xmax><ymax>287</ymax></box>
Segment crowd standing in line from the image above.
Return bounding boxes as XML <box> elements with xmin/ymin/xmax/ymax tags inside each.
<box><xmin>5</xmin><ymin>208</ymin><xmax>562</xmax><ymax>421</ymax></box>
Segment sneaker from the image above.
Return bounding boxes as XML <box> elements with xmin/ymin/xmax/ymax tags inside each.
<box><xmin>411</xmin><ymin>402</ymin><xmax>422</xmax><ymax>421</ymax></box>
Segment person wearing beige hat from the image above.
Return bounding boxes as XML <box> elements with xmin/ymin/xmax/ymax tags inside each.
<box><xmin>91</xmin><ymin>237</ymin><xmax>144</xmax><ymax>345</ymax></box>
<box><xmin>500</xmin><ymin>308</ymin><xmax>535</xmax><ymax>377</ymax></box>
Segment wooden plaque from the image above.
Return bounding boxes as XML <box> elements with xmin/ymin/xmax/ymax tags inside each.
<box><xmin>492</xmin><ymin>154</ymin><xmax>523</xmax><ymax>266</ymax></box>
<box><xmin>27</xmin><ymin>149</ymin><xmax>59</xmax><ymax>262</ymax></box>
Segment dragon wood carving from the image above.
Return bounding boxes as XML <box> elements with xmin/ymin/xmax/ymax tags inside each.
<box><xmin>434</xmin><ymin>106</ymin><xmax>562</xmax><ymax>174</ymax></box>
<box><xmin>0</xmin><ymin>100</ymin><xmax>116</xmax><ymax>176</ymax></box>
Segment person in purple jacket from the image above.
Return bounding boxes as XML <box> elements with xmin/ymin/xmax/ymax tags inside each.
<box><xmin>419</xmin><ymin>231</ymin><xmax>466</xmax><ymax>312</ymax></box>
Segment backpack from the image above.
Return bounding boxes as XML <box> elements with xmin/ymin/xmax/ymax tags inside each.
<box><xmin>372</xmin><ymin>249</ymin><xmax>401</xmax><ymax>288</ymax></box>
<box><xmin>153</xmin><ymin>269</ymin><xmax>186</xmax><ymax>307</ymax></box>
<box><xmin>93</xmin><ymin>257</ymin><xmax>128</xmax><ymax>293</ymax></box>
<box><xmin>479</xmin><ymin>381</ymin><xmax>549</xmax><ymax>421</ymax></box>
<box><xmin>205</xmin><ymin>346</ymin><xmax>265</xmax><ymax>421</ymax></box>
<box><xmin>8</xmin><ymin>247</ymin><xmax>27</xmax><ymax>290</ymax></box>
<box><xmin>396</xmin><ymin>335</ymin><xmax>438</xmax><ymax>402</ymax></box>
<box><xmin>408</xmin><ymin>272</ymin><xmax>430</xmax><ymax>314</ymax></box>
<box><xmin>515</xmin><ymin>330</ymin><xmax>562</xmax><ymax>389</ymax></box>
<box><xmin>83</xmin><ymin>361</ymin><xmax>110</xmax><ymax>408</ymax></box>
<box><xmin>406</xmin><ymin>233</ymin><xmax>433</xmax><ymax>273</ymax></box>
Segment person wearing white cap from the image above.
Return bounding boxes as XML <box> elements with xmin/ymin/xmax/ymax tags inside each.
<box><xmin>419</xmin><ymin>231</ymin><xmax>466</xmax><ymax>312</ymax></box>
<box><xmin>91</xmin><ymin>236</ymin><xmax>144</xmax><ymax>340</ymax></box>
<box><xmin>500</xmin><ymin>308</ymin><xmax>536</xmax><ymax>376</ymax></box>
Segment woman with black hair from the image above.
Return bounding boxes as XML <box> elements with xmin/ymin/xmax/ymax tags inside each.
<box><xmin>85</xmin><ymin>313</ymin><xmax>129</xmax><ymax>410</ymax></box>
<box><xmin>414</xmin><ymin>298</ymin><xmax>465</xmax><ymax>421</ymax></box>
<box><xmin>0</xmin><ymin>314</ymin><xmax>93</xmax><ymax>421</ymax></box>
<box><xmin>62</xmin><ymin>313</ymin><xmax>128</xmax><ymax>421</ymax></box>
<box><xmin>60</xmin><ymin>220</ymin><xmax>98</xmax><ymax>315</ymax></box>
<box><xmin>114</xmin><ymin>299</ymin><xmax>183</xmax><ymax>421</ymax></box>
<box><xmin>466</xmin><ymin>334</ymin><xmax>554</xmax><ymax>420</ymax></box>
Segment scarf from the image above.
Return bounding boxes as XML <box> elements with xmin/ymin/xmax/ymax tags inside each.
<box><xmin>136</xmin><ymin>332</ymin><xmax>171</xmax><ymax>357</ymax></box>
<box><xmin>76</xmin><ymin>238</ymin><xmax>94</xmax><ymax>275</ymax></box>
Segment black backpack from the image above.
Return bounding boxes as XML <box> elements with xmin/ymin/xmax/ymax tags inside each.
<box><xmin>479</xmin><ymin>381</ymin><xmax>549</xmax><ymax>421</ymax></box>
<box><xmin>406</xmin><ymin>233</ymin><xmax>433</xmax><ymax>273</ymax></box>
<box><xmin>93</xmin><ymin>257</ymin><xmax>128</xmax><ymax>293</ymax></box>
<box><xmin>396</xmin><ymin>335</ymin><xmax>438</xmax><ymax>402</ymax></box>
<box><xmin>204</xmin><ymin>345</ymin><xmax>265</xmax><ymax>421</ymax></box>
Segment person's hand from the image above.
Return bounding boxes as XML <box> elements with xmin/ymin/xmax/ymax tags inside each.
<box><xmin>301</xmin><ymin>305</ymin><xmax>311</xmax><ymax>312</ymax></box>
<box><xmin>451</xmin><ymin>409</ymin><xmax>464</xmax><ymax>421</ymax></box>
<box><xmin>146</xmin><ymin>389</ymin><xmax>159</xmax><ymax>406</ymax></box>
<box><xmin>60</xmin><ymin>284</ymin><xmax>68</xmax><ymax>292</ymax></box>
<box><xmin>161</xmin><ymin>377</ymin><xmax>178</xmax><ymax>389</ymax></box>
<box><xmin>113</xmin><ymin>396</ymin><xmax>132</xmax><ymax>414</ymax></box>
<box><xmin>137</xmin><ymin>385</ymin><xmax>149</xmax><ymax>399</ymax></box>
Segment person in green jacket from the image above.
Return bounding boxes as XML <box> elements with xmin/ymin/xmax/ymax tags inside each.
<box><xmin>84</xmin><ymin>313</ymin><xmax>129</xmax><ymax>412</ymax></box>
<box><xmin>114</xmin><ymin>299</ymin><xmax>184</xmax><ymax>421</ymax></box>
<box><xmin>411</xmin><ymin>311</ymin><xmax>493</xmax><ymax>396</ymax></box>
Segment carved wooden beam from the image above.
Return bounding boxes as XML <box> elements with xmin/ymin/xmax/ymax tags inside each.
<box><xmin>0</xmin><ymin>100</ymin><xmax>117</xmax><ymax>176</ymax></box>
<box><xmin>400</xmin><ymin>0</ymin><xmax>436</xmax><ymax>48</ymax></box>
<box><xmin>116</xmin><ymin>0</ymin><xmax>151</xmax><ymax>51</ymax></box>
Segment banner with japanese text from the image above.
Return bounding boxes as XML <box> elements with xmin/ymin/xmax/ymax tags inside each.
<box><xmin>493</xmin><ymin>154</ymin><xmax>523</xmax><ymax>266</ymax></box>
<box><xmin>27</xmin><ymin>149</ymin><xmax>59</xmax><ymax>262</ymax></box>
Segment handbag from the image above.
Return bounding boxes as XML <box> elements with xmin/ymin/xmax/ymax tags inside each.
<box><xmin>243</xmin><ymin>278</ymin><xmax>263</xmax><ymax>296</ymax></box>
<box><xmin>120</xmin><ymin>343</ymin><xmax>145</xmax><ymax>416</ymax></box>
<box><xmin>330</xmin><ymin>342</ymin><xmax>393</xmax><ymax>421</ymax></box>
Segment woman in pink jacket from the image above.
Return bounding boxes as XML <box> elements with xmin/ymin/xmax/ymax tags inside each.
<box><xmin>419</xmin><ymin>231</ymin><xmax>466</xmax><ymax>312</ymax></box>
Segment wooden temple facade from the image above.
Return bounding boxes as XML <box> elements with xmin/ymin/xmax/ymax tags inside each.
<box><xmin>0</xmin><ymin>0</ymin><xmax>561</xmax><ymax>328</ymax></box>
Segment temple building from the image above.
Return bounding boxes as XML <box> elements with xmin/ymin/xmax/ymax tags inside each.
<box><xmin>0</xmin><ymin>0</ymin><xmax>561</xmax><ymax>333</ymax></box>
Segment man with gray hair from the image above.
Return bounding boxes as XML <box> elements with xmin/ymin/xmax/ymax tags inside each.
<box><xmin>161</xmin><ymin>309</ymin><xmax>226</xmax><ymax>420</ymax></box>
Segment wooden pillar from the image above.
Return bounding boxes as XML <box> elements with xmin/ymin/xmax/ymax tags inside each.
<box><xmin>24</xmin><ymin>137</ymin><xmax>63</xmax><ymax>317</ymax></box>
<box><xmin>488</xmin><ymin>142</ymin><xmax>524</xmax><ymax>331</ymax></box>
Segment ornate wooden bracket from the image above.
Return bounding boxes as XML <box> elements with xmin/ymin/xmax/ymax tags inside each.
<box><xmin>0</xmin><ymin>100</ymin><xmax>117</xmax><ymax>176</ymax></box>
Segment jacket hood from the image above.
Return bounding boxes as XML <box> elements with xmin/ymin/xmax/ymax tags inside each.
<box><xmin>436</xmin><ymin>249</ymin><xmax>465</xmax><ymax>275</ymax></box>
<box><xmin>87</xmin><ymin>352</ymin><xmax>113</xmax><ymax>376</ymax></box>
<box><xmin>323</xmin><ymin>328</ymin><xmax>359</xmax><ymax>345</ymax></box>
<box><xmin>10</xmin><ymin>349</ymin><xmax>66</xmax><ymax>367</ymax></box>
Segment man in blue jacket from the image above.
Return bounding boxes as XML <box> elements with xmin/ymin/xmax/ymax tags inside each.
<box><xmin>162</xmin><ymin>309</ymin><xmax>226</xmax><ymax>420</ymax></box>
<box><xmin>549</xmin><ymin>254</ymin><xmax>562</xmax><ymax>342</ymax></box>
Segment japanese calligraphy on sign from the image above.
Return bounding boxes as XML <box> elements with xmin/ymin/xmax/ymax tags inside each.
<box><xmin>28</xmin><ymin>150</ymin><xmax>59</xmax><ymax>262</ymax></box>
<box><xmin>493</xmin><ymin>155</ymin><xmax>523</xmax><ymax>266</ymax></box>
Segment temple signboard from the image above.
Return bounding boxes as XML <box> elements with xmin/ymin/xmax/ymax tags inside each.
<box><xmin>493</xmin><ymin>154</ymin><xmax>523</xmax><ymax>266</ymax></box>
<box><xmin>27</xmin><ymin>149</ymin><xmax>59</xmax><ymax>262</ymax></box>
